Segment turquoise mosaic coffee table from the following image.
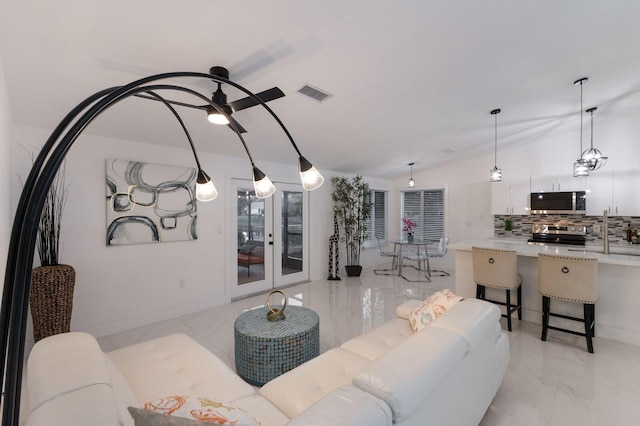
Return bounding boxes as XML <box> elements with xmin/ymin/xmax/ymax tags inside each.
<box><xmin>234</xmin><ymin>305</ymin><xmax>320</xmax><ymax>386</ymax></box>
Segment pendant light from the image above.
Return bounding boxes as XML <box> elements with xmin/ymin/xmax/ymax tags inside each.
<box><xmin>489</xmin><ymin>108</ymin><xmax>502</xmax><ymax>182</ymax></box>
<box><xmin>581</xmin><ymin>106</ymin><xmax>608</xmax><ymax>170</ymax></box>
<box><xmin>408</xmin><ymin>162</ymin><xmax>415</xmax><ymax>187</ymax></box>
<box><xmin>573</xmin><ymin>78</ymin><xmax>590</xmax><ymax>177</ymax></box>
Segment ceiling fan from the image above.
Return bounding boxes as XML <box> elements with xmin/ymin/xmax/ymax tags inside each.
<box><xmin>201</xmin><ymin>66</ymin><xmax>285</xmax><ymax>133</ymax></box>
<box><xmin>135</xmin><ymin>65</ymin><xmax>285</xmax><ymax>134</ymax></box>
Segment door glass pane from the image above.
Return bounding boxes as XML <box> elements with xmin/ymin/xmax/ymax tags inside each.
<box><xmin>237</xmin><ymin>188</ymin><xmax>265</xmax><ymax>284</ymax></box>
<box><xmin>281</xmin><ymin>190</ymin><xmax>303</xmax><ymax>276</ymax></box>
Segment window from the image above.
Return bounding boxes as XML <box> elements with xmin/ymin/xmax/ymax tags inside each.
<box><xmin>365</xmin><ymin>190</ymin><xmax>387</xmax><ymax>244</ymax></box>
<box><xmin>401</xmin><ymin>189</ymin><xmax>445</xmax><ymax>242</ymax></box>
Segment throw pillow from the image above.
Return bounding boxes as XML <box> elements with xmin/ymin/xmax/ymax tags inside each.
<box><xmin>128</xmin><ymin>406</ymin><xmax>200</xmax><ymax>426</ymax></box>
<box><xmin>132</xmin><ymin>396</ymin><xmax>260</xmax><ymax>425</ymax></box>
<box><xmin>409</xmin><ymin>289</ymin><xmax>463</xmax><ymax>332</ymax></box>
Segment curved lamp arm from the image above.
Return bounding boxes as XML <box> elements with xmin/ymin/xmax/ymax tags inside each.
<box><xmin>0</xmin><ymin>71</ymin><xmax>322</xmax><ymax>424</ymax></box>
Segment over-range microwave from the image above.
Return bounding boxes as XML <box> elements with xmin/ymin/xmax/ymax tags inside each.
<box><xmin>530</xmin><ymin>191</ymin><xmax>586</xmax><ymax>214</ymax></box>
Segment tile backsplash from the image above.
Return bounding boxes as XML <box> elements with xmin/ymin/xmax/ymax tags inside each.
<box><xmin>494</xmin><ymin>214</ymin><xmax>640</xmax><ymax>244</ymax></box>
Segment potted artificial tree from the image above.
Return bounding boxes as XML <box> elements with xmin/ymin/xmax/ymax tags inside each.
<box><xmin>29</xmin><ymin>165</ymin><xmax>75</xmax><ymax>342</ymax></box>
<box><xmin>331</xmin><ymin>175</ymin><xmax>372</xmax><ymax>277</ymax></box>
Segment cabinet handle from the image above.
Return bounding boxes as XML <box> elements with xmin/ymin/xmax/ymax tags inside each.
<box><xmin>552</xmin><ymin>183</ymin><xmax>555</xmax><ymax>191</ymax></box>
<box><xmin>511</xmin><ymin>207</ymin><xmax>514</xmax><ymax>214</ymax></box>
<box><xmin>616</xmin><ymin>206</ymin><xmax>618</xmax><ymax>215</ymax></box>
<box><xmin>558</xmin><ymin>183</ymin><xmax>560</xmax><ymax>191</ymax></box>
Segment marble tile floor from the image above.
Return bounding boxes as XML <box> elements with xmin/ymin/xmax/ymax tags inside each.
<box><xmin>98</xmin><ymin>262</ymin><xmax>640</xmax><ymax>426</ymax></box>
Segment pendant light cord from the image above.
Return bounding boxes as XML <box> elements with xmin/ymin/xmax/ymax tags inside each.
<box><xmin>590</xmin><ymin>108</ymin><xmax>594</xmax><ymax>148</ymax></box>
<box><xmin>494</xmin><ymin>112</ymin><xmax>498</xmax><ymax>168</ymax></box>
<box><xmin>580</xmin><ymin>81</ymin><xmax>584</xmax><ymax>155</ymax></box>
<box><xmin>491</xmin><ymin>108</ymin><xmax>500</xmax><ymax>168</ymax></box>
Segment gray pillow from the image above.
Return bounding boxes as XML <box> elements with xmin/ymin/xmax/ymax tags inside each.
<box><xmin>127</xmin><ymin>407</ymin><xmax>201</xmax><ymax>426</ymax></box>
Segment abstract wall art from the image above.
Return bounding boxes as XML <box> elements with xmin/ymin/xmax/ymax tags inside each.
<box><xmin>106</xmin><ymin>159</ymin><xmax>198</xmax><ymax>246</ymax></box>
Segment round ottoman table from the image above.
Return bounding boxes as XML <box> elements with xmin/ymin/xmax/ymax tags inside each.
<box><xmin>234</xmin><ymin>305</ymin><xmax>320</xmax><ymax>386</ymax></box>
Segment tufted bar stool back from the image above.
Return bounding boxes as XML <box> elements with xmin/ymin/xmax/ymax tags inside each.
<box><xmin>472</xmin><ymin>247</ymin><xmax>522</xmax><ymax>331</ymax></box>
<box><xmin>537</xmin><ymin>253</ymin><xmax>598</xmax><ymax>353</ymax></box>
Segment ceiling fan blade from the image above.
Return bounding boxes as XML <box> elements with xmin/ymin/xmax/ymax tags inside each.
<box><xmin>228</xmin><ymin>87</ymin><xmax>285</xmax><ymax>112</ymax></box>
<box><xmin>134</xmin><ymin>93</ymin><xmax>206</xmax><ymax>110</ymax></box>
<box><xmin>227</xmin><ymin>116</ymin><xmax>247</xmax><ymax>134</ymax></box>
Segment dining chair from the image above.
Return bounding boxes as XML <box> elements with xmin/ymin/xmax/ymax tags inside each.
<box><xmin>401</xmin><ymin>243</ymin><xmax>431</xmax><ymax>282</ymax></box>
<box><xmin>427</xmin><ymin>237</ymin><xmax>450</xmax><ymax>276</ymax></box>
<box><xmin>373</xmin><ymin>238</ymin><xmax>399</xmax><ymax>275</ymax></box>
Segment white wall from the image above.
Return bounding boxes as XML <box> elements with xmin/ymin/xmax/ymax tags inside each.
<box><xmin>13</xmin><ymin>86</ymin><xmax>637</xmax><ymax>343</ymax></box>
<box><xmin>0</xmin><ymin>50</ymin><xmax>12</xmax><ymax>291</ymax></box>
<box><xmin>12</xmin><ymin>125</ymin><xmax>390</xmax><ymax>342</ymax></box>
<box><xmin>394</xmin><ymin>110</ymin><xmax>640</xmax><ymax>244</ymax></box>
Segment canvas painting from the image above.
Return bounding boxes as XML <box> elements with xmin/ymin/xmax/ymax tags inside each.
<box><xmin>106</xmin><ymin>159</ymin><xmax>198</xmax><ymax>246</ymax></box>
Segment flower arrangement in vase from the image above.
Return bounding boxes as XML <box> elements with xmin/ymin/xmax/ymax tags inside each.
<box><xmin>402</xmin><ymin>217</ymin><xmax>417</xmax><ymax>242</ymax></box>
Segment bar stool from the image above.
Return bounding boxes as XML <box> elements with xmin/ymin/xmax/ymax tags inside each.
<box><xmin>472</xmin><ymin>247</ymin><xmax>522</xmax><ymax>331</ymax></box>
<box><xmin>537</xmin><ymin>253</ymin><xmax>598</xmax><ymax>353</ymax></box>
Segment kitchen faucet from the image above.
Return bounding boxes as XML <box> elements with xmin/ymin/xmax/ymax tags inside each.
<box><xmin>603</xmin><ymin>210</ymin><xmax>610</xmax><ymax>255</ymax></box>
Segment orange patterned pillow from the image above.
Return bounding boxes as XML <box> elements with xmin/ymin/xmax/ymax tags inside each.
<box><xmin>140</xmin><ymin>396</ymin><xmax>260</xmax><ymax>425</ymax></box>
<box><xmin>410</xmin><ymin>289</ymin><xmax>463</xmax><ymax>332</ymax></box>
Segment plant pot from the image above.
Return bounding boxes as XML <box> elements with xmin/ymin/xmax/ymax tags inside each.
<box><xmin>345</xmin><ymin>265</ymin><xmax>363</xmax><ymax>277</ymax></box>
<box><xmin>30</xmin><ymin>264</ymin><xmax>75</xmax><ymax>342</ymax></box>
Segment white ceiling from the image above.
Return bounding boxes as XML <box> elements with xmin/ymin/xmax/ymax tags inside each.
<box><xmin>2</xmin><ymin>0</ymin><xmax>640</xmax><ymax>179</ymax></box>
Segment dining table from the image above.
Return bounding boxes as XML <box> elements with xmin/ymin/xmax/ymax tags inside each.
<box><xmin>386</xmin><ymin>238</ymin><xmax>433</xmax><ymax>282</ymax></box>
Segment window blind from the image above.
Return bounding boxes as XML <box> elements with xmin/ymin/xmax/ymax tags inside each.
<box><xmin>402</xmin><ymin>189</ymin><xmax>444</xmax><ymax>242</ymax></box>
<box><xmin>365</xmin><ymin>190</ymin><xmax>387</xmax><ymax>242</ymax></box>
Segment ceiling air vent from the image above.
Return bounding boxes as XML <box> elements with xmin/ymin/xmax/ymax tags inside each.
<box><xmin>297</xmin><ymin>84</ymin><xmax>332</xmax><ymax>103</ymax></box>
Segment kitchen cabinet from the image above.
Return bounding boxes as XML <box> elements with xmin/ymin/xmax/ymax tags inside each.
<box><xmin>586</xmin><ymin>169</ymin><xmax>640</xmax><ymax>216</ymax></box>
<box><xmin>491</xmin><ymin>176</ymin><xmax>530</xmax><ymax>215</ymax></box>
<box><xmin>613</xmin><ymin>170</ymin><xmax>640</xmax><ymax>216</ymax></box>
<box><xmin>530</xmin><ymin>174</ymin><xmax>586</xmax><ymax>192</ymax></box>
<box><xmin>585</xmin><ymin>171</ymin><xmax>612</xmax><ymax>216</ymax></box>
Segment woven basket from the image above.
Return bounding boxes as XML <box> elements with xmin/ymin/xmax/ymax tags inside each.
<box><xmin>30</xmin><ymin>264</ymin><xmax>75</xmax><ymax>342</ymax></box>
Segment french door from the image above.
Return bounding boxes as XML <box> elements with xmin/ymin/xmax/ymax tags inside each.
<box><xmin>230</xmin><ymin>179</ymin><xmax>309</xmax><ymax>299</ymax></box>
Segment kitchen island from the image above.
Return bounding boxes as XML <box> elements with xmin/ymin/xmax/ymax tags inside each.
<box><xmin>450</xmin><ymin>239</ymin><xmax>640</xmax><ymax>347</ymax></box>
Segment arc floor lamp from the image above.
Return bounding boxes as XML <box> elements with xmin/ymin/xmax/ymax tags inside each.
<box><xmin>0</xmin><ymin>71</ymin><xmax>324</xmax><ymax>425</ymax></box>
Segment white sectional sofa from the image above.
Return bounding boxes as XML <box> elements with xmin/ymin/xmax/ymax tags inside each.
<box><xmin>24</xmin><ymin>298</ymin><xmax>509</xmax><ymax>425</ymax></box>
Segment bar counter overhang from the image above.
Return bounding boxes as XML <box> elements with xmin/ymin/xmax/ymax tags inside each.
<box><xmin>450</xmin><ymin>239</ymin><xmax>640</xmax><ymax>347</ymax></box>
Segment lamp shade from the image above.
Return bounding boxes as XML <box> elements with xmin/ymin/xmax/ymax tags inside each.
<box><xmin>573</xmin><ymin>159</ymin><xmax>589</xmax><ymax>177</ymax></box>
<box><xmin>207</xmin><ymin>110</ymin><xmax>230</xmax><ymax>125</ymax></box>
<box><xmin>298</xmin><ymin>156</ymin><xmax>324</xmax><ymax>191</ymax></box>
<box><xmin>195</xmin><ymin>169</ymin><xmax>218</xmax><ymax>201</ymax></box>
<box><xmin>490</xmin><ymin>166</ymin><xmax>502</xmax><ymax>182</ymax></box>
<box><xmin>253</xmin><ymin>167</ymin><xmax>276</xmax><ymax>198</ymax></box>
<box><xmin>580</xmin><ymin>107</ymin><xmax>607</xmax><ymax>171</ymax></box>
<box><xmin>206</xmin><ymin>105</ymin><xmax>231</xmax><ymax>125</ymax></box>
<box><xmin>581</xmin><ymin>147</ymin><xmax>608</xmax><ymax>170</ymax></box>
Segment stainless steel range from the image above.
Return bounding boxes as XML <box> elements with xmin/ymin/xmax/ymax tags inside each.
<box><xmin>528</xmin><ymin>222</ymin><xmax>587</xmax><ymax>246</ymax></box>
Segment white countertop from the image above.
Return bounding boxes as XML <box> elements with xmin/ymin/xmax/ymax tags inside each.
<box><xmin>450</xmin><ymin>239</ymin><xmax>640</xmax><ymax>267</ymax></box>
